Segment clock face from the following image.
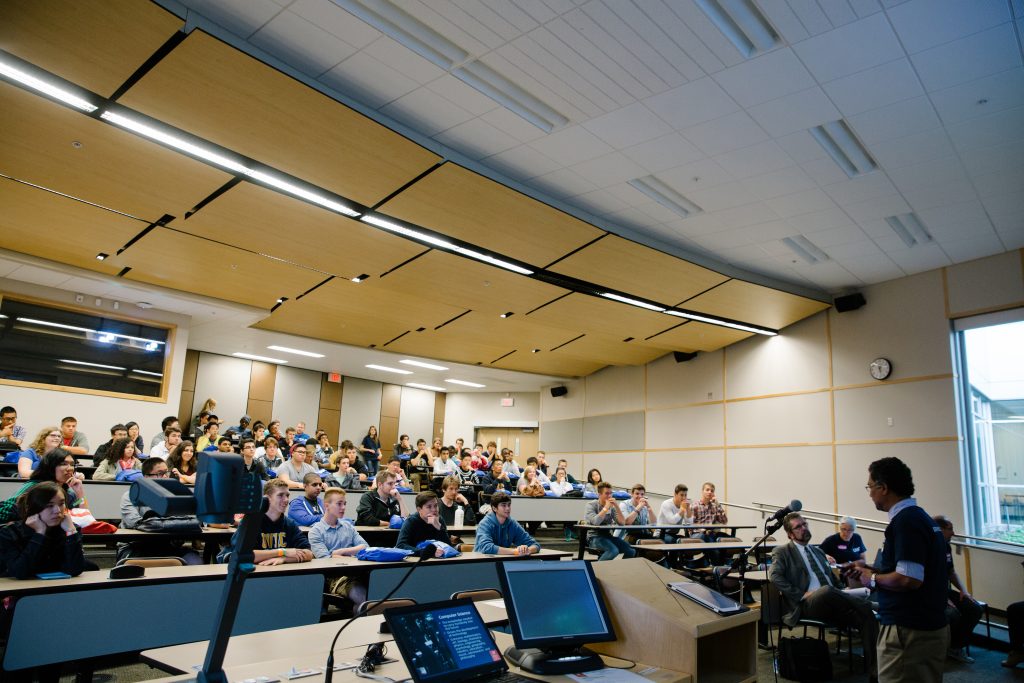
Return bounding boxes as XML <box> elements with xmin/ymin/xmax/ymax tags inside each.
<box><xmin>870</xmin><ymin>358</ymin><xmax>892</xmax><ymax>380</ymax></box>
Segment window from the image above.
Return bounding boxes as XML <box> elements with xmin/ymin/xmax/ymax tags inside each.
<box><xmin>0</xmin><ymin>297</ymin><xmax>171</xmax><ymax>399</ymax></box>
<box><xmin>956</xmin><ymin>309</ymin><xmax>1024</xmax><ymax>543</ymax></box>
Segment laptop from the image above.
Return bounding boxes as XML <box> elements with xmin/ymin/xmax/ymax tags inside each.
<box><xmin>384</xmin><ymin>598</ymin><xmax>531</xmax><ymax>683</ymax></box>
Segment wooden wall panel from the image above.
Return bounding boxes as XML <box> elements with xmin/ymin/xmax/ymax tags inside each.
<box><xmin>177</xmin><ymin>350</ymin><xmax>200</xmax><ymax>427</ymax></box>
<box><xmin>246</xmin><ymin>399</ymin><xmax>273</xmax><ymax>427</ymax></box>
<box><xmin>379</xmin><ymin>384</ymin><xmax>402</xmax><ymax>462</ymax></box>
<box><xmin>248</xmin><ymin>362</ymin><xmax>277</xmax><ymax>402</ymax></box>
<box><xmin>433</xmin><ymin>392</ymin><xmax>446</xmax><ymax>443</ymax></box>
<box><xmin>317</xmin><ymin>408</ymin><xmax>340</xmax><ymax>443</ymax></box>
<box><xmin>379</xmin><ymin>415</ymin><xmax>399</xmax><ymax>466</ymax></box>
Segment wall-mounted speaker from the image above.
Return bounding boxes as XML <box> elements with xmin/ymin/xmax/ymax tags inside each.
<box><xmin>673</xmin><ymin>351</ymin><xmax>698</xmax><ymax>363</ymax></box>
<box><xmin>834</xmin><ymin>292</ymin><xmax>866</xmax><ymax>313</ymax></box>
<box><xmin>550</xmin><ymin>386</ymin><xmax>568</xmax><ymax>398</ymax></box>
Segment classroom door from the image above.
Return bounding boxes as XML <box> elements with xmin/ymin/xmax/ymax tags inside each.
<box><xmin>474</xmin><ymin>428</ymin><xmax>539</xmax><ymax>459</ymax></box>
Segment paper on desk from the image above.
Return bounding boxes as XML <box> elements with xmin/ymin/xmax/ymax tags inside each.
<box><xmin>480</xmin><ymin>598</ymin><xmax>507</xmax><ymax>608</ymax></box>
<box><xmin>564</xmin><ymin>668</ymin><xmax>650</xmax><ymax>682</ymax></box>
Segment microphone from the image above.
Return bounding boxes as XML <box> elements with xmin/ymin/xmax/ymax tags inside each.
<box><xmin>768</xmin><ymin>500</ymin><xmax>802</xmax><ymax>525</ymax></box>
<box><xmin>324</xmin><ymin>543</ymin><xmax>436</xmax><ymax>683</ymax></box>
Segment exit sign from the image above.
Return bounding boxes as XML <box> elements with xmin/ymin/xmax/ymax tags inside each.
<box><xmin>500</xmin><ymin>397</ymin><xmax>515</xmax><ymax>407</ymax></box>
<box><xmin>327</xmin><ymin>372</ymin><xmax>342</xmax><ymax>383</ymax></box>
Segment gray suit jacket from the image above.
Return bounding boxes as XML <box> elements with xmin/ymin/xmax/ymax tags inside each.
<box><xmin>769</xmin><ymin>541</ymin><xmax>836</xmax><ymax>626</ymax></box>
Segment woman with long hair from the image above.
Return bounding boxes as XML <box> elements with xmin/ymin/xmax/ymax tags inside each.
<box><xmin>360</xmin><ymin>425</ymin><xmax>381</xmax><ymax>474</ymax></box>
<box><xmin>125</xmin><ymin>421</ymin><xmax>146</xmax><ymax>454</ymax></box>
<box><xmin>16</xmin><ymin>426</ymin><xmax>62</xmax><ymax>478</ymax></box>
<box><xmin>93</xmin><ymin>437</ymin><xmax>142</xmax><ymax>480</ymax></box>
<box><xmin>0</xmin><ymin>449</ymin><xmax>87</xmax><ymax>523</ymax></box>
<box><xmin>0</xmin><ymin>481</ymin><xmax>85</xmax><ymax>579</ymax></box>
<box><xmin>584</xmin><ymin>468</ymin><xmax>603</xmax><ymax>495</ymax></box>
<box><xmin>167</xmin><ymin>440</ymin><xmax>198</xmax><ymax>484</ymax></box>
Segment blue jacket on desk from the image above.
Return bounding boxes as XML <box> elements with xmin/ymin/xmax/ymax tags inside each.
<box><xmin>474</xmin><ymin>512</ymin><xmax>538</xmax><ymax>554</ymax></box>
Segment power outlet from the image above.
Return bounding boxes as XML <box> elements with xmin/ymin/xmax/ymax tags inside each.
<box><xmin>74</xmin><ymin>294</ymin><xmax>84</xmax><ymax>303</ymax></box>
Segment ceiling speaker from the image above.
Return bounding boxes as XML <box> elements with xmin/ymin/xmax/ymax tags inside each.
<box><xmin>673</xmin><ymin>351</ymin><xmax>698</xmax><ymax>363</ymax></box>
<box><xmin>550</xmin><ymin>386</ymin><xmax>568</xmax><ymax>398</ymax></box>
<box><xmin>834</xmin><ymin>292</ymin><xmax>866</xmax><ymax>313</ymax></box>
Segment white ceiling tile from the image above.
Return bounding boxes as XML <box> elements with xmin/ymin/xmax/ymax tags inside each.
<box><xmin>320</xmin><ymin>51</ymin><xmax>419</xmax><ymax>109</ymax></box>
<box><xmin>684</xmin><ymin>182</ymin><xmax>758</xmax><ymax>212</ymax></box>
<box><xmin>682</xmin><ymin>110</ymin><xmax>770</xmax><ymax>156</ymax></box>
<box><xmin>511</xmin><ymin>0</ymin><xmax>558</xmax><ymax>24</ymax></box>
<box><xmin>995</xmin><ymin>214</ymin><xmax>1024</xmax><ymax>249</ymax></box>
<box><xmin>866</xmin><ymin>127</ymin><xmax>954</xmax><ymax>169</ymax></box>
<box><xmin>822</xmin><ymin>58</ymin><xmax>923</xmax><ymax>117</ymax></box>
<box><xmin>478</xmin><ymin>107</ymin><xmax>549</xmax><ymax>144</ymax></box>
<box><xmin>916</xmin><ymin>200</ymin><xmax>991</xmax><ymax>231</ymax></box>
<box><xmin>582</xmin><ymin>102</ymin><xmax>675</xmax><ymax>150</ymax></box>
<box><xmin>527</xmin><ymin>124</ymin><xmax>615</xmax><ymax>166</ymax></box>
<box><xmin>433</xmin><ymin>118</ymin><xmax>521</xmax><ymax>159</ymax></box>
<box><xmin>362</xmin><ymin>35</ymin><xmax>448</xmax><ymax>83</ymax></box>
<box><xmin>570</xmin><ymin>187</ymin><xmax>631</xmax><ymax>215</ymax></box>
<box><xmin>664</xmin><ymin>0</ymin><xmax>747</xmax><ymax>67</ymax></box>
<box><xmin>822</xmin><ymin>172</ymin><xmax>897</xmax><ymax>206</ymax></box>
<box><xmin>427</xmin><ymin>75</ymin><xmax>501</xmax><ymax>117</ymax></box>
<box><xmin>837</xmin><ymin>254</ymin><xmax>903</xmax><ymax>283</ymax></box>
<box><xmin>763</xmin><ymin>187</ymin><xmax>839</xmax><ymax>217</ymax></box>
<box><xmin>713</xmin><ymin>140</ymin><xmax>796</xmax><ymax>179</ymax></box>
<box><xmin>182</xmin><ymin>0</ymin><xmax>284</xmax><ymax>39</ymax></box>
<box><xmin>8</xmin><ymin>265</ymin><xmax>73</xmax><ymax>288</ymax></box>
<box><xmin>819</xmin><ymin>0</ymin><xmax>859</xmax><ymax>27</ymax></box>
<box><xmin>939</xmin><ymin>234</ymin><xmax>1008</xmax><ymax>263</ymax></box>
<box><xmin>747</xmin><ymin>87</ymin><xmax>841</xmax><ymax>137</ymax></box>
<box><xmin>758</xmin><ymin>2</ymin><xmax>810</xmax><ymax>43</ymax></box>
<box><xmin>883</xmin><ymin>243</ymin><xmax>951</xmax><ymax>272</ymax></box>
<box><xmin>930</xmin><ymin>68</ymin><xmax>1024</xmax><ymax>126</ymax></box>
<box><xmin>886</xmin><ymin>0</ymin><xmax>1012</xmax><ymax>54</ymax></box>
<box><xmin>786</xmin><ymin>0</ymin><xmax>834</xmax><ymax>35</ymax></box>
<box><xmin>740</xmin><ymin>166</ymin><xmax>819</xmax><ymax>202</ymax></box>
<box><xmin>643</xmin><ymin>77</ymin><xmax>741</xmax><ymax>130</ymax></box>
<box><xmin>289</xmin><ymin>0</ymin><xmax>379</xmax><ymax>47</ymax></box>
<box><xmin>507</xmin><ymin>33</ymin><xmax>617</xmax><ymax>113</ymax></box>
<box><xmin>380</xmin><ymin>87</ymin><xmax>474</xmax><ymax>136</ymax></box>
<box><xmin>800</xmin><ymin>157</ymin><xmax>852</xmax><ymax>186</ymax></box>
<box><xmin>901</xmin><ymin>181</ymin><xmax>979</xmax><ymax>211</ymax></box>
<box><xmin>849</xmin><ymin>0</ymin><xmax>883</xmax><ymax>19</ymax></box>
<box><xmin>712</xmin><ymin>49</ymin><xmax>816</xmax><ymax>108</ymax></box>
<box><xmin>525</xmin><ymin>26</ymin><xmax>631</xmax><ymax>110</ymax></box>
<box><xmin>788</xmin><ymin>207</ymin><xmax>858</xmax><ymax>233</ymax></box>
<box><xmin>803</xmin><ymin>223</ymin><xmax>869</xmax><ymax>247</ymax></box>
<box><xmin>544</xmin><ymin>17</ymin><xmax>654</xmax><ymax>100</ymax></box>
<box><xmin>911</xmin><ymin>24</ymin><xmax>1021</xmax><ymax>93</ymax></box>
<box><xmin>250</xmin><ymin>10</ymin><xmax>357</xmax><ymax>76</ymax></box>
<box><xmin>715</xmin><ymin>244</ymin><xmax>775</xmax><ymax>264</ymax></box>
<box><xmin>980</xmin><ymin>191</ymin><xmax>1024</xmax><ymax>220</ymax></box>
<box><xmin>842</xmin><ymin>193</ymin><xmax>911</xmax><ymax>221</ymax></box>
<box><xmin>784</xmin><ymin>260</ymin><xmax>862</xmax><ymax>291</ymax></box>
<box><xmin>488</xmin><ymin>47</ymin><xmax>595</xmax><ymax>120</ymax></box>
<box><xmin>885</xmin><ymin>156</ymin><xmax>967</xmax><ymax>192</ymax></box>
<box><xmin>946</xmin><ymin>105</ymin><xmax>1024</xmax><ymax>153</ymax></box>
<box><xmin>570</xmin><ymin>152</ymin><xmax>649</xmax><ymax>187</ymax></box>
<box><xmin>621</xmin><ymin>133</ymin><xmax>706</xmax><ymax>173</ymax></box>
<box><xmin>791</xmin><ymin>13</ymin><xmax>904</xmax><ymax>82</ymax></box>
<box><xmin>485</xmin><ymin>144</ymin><xmax>563</xmax><ymax>180</ymax></box>
<box><xmin>973</xmin><ymin>167</ymin><xmax>1024</xmax><ymax>198</ymax></box>
<box><xmin>633</xmin><ymin>199</ymin><xmax>692</xmax><ymax>224</ymax></box>
<box><xmin>602</xmin><ymin>2</ymin><xmax>702</xmax><ymax>83</ymax></box>
<box><xmin>826</xmin><ymin>240</ymin><xmax>885</xmax><ymax>260</ymax></box>
<box><xmin>604</xmin><ymin>205</ymin><xmax>664</xmax><ymax>232</ymax></box>
<box><xmin>776</xmin><ymin>130</ymin><xmax>828</xmax><ymax>163</ymax></box>
<box><xmin>399</xmin><ymin>1</ymin><xmax>493</xmax><ymax>55</ymax></box>
<box><xmin>458</xmin><ymin>0</ymin><xmax>527</xmax><ymax>40</ymax></box>
<box><xmin>531</xmin><ymin>167</ymin><xmax>599</xmax><ymax>198</ymax></box>
<box><xmin>632</xmin><ymin>1</ymin><xmax>723</xmax><ymax>77</ymax></box>
<box><xmin>657</xmin><ymin>158</ymin><xmax>736</xmax><ymax>192</ymax></box>
<box><xmin>703</xmin><ymin>202</ymin><xmax>780</xmax><ymax>231</ymax></box>
<box><xmin>847</xmin><ymin>96</ymin><xmax>941</xmax><ymax>144</ymax></box>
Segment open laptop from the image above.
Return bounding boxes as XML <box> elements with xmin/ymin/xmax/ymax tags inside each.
<box><xmin>384</xmin><ymin>598</ymin><xmax>531</xmax><ymax>683</ymax></box>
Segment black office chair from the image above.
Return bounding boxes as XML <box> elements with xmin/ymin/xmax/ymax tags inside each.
<box><xmin>762</xmin><ymin>582</ymin><xmax>860</xmax><ymax>673</ymax></box>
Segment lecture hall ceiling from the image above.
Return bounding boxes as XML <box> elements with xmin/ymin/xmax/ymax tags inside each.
<box><xmin>21</xmin><ymin>1</ymin><xmax>1015</xmax><ymax>378</ymax></box>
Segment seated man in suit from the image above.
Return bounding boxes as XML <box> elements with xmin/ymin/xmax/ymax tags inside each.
<box><xmin>770</xmin><ymin>512</ymin><xmax>878</xmax><ymax>681</ymax></box>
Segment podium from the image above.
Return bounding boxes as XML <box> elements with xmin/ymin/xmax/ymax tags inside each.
<box><xmin>589</xmin><ymin>559</ymin><xmax>759</xmax><ymax>683</ymax></box>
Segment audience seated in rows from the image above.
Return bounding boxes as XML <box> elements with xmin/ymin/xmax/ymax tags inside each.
<box><xmin>167</xmin><ymin>440</ymin><xmax>197</xmax><ymax>484</ymax></box>
<box><xmin>396</xmin><ymin>491</ymin><xmax>451</xmax><ymax>555</ymax></box>
<box><xmin>94</xmin><ymin>437</ymin><xmax>142</xmax><ymax>481</ymax></box>
<box><xmin>310</xmin><ymin>487</ymin><xmax>368</xmax><ymax>603</ymax></box>
<box><xmin>118</xmin><ymin>458</ymin><xmax>202</xmax><ymax>565</ymax></box>
<box><xmin>287</xmin><ymin>473</ymin><xmax>325</xmax><ymax>526</ymax></box>
<box><xmin>59</xmin><ymin>416</ymin><xmax>90</xmax><ymax>456</ymax></box>
<box><xmin>217</xmin><ymin>479</ymin><xmax>312</xmax><ymax>565</ymax></box>
<box><xmin>326</xmin><ymin>448</ymin><xmax>366</xmax><ymax>490</ymax></box>
<box><xmin>16</xmin><ymin>426</ymin><xmax>62</xmax><ymax>478</ymax></box>
<box><xmin>276</xmin><ymin>442</ymin><xmax>317</xmax><ymax>489</ymax></box>
<box><xmin>355</xmin><ymin>470</ymin><xmax>408</xmax><ymax>527</ymax></box>
<box><xmin>584</xmin><ymin>481</ymin><xmax>637</xmax><ymax>561</ymax></box>
<box><xmin>149</xmin><ymin>427</ymin><xmax>182</xmax><ymax>460</ymax></box>
<box><xmin>474</xmin><ymin>491</ymin><xmax>539</xmax><ymax>556</ymax></box>
<box><xmin>93</xmin><ymin>424</ymin><xmax>128</xmax><ymax>466</ymax></box>
<box><xmin>0</xmin><ymin>480</ymin><xmax>86</xmax><ymax>579</ymax></box>
<box><xmin>548</xmin><ymin>467</ymin><xmax>574</xmax><ymax>497</ymax></box>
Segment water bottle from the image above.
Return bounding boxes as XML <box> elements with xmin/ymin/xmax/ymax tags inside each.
<box><xmin>454</xmin><ymin>506</ymin><xmax>465</xmax><ymax>527</ymax></box>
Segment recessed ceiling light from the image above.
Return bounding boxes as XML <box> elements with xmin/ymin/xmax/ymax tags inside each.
<box><xmin>406</xmin><ymin>382</ymin><xmax>446</xmax><ymax>392</ymax></box>
<box><xmin>532</xmin><ymin>348</ymin><xmax>540</xmax><ymax>353</ymax></box>
<box><xmin>400</xmin><ymin>359</ymin><xmax>449</xmax><ymax>371</ymax></box>
<box><xmin>351</xmin><ymin>274</ymin><xmax>370</xmax><ymax>283</ymax></box>
<box><xmin>131</xmin><ymin>369</ymin><xmax>163</xmax><ymax>377</ymax></box>
<box><xmin>601</xmin><ymin>292</ymin><xmax>666</xmax><ymax>312</ymax></box>
<box><xmin>233</xmin><ymin>352</ymin><xmax>288</xmax><ymax>364</ymax></box>
<box><xmin>366</xmin><ymin>364</ymin><xmax>413</xmax><ymax>375</ymax></box>
<box><xmin>445</xmin><ymin>379</ymin><xmax>486</xmax><ymax>388</ymax></box>
<box><xmin>500</xmin><ymin>312</ymin><xmax>513</xmax><ymax>318</ymax></box>
<box><xmin>96</xmin><ymin>253</ymin><xmax>108</xmax><ymax>261</ymax></box>
<box><xmin>267</xmin><ymin>345</ymin><xmax>325</xmax><ymax>358</ymax></box>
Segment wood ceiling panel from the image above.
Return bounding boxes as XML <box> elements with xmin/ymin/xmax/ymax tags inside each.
<box><xmin>490</xmin><ymin>352</ymin><xmax>606</xmax><ymax>378</ymax></box>
<box><xmin>547</xmin><ymin>333</ymin><xmax>666</xmax><ymax>367</ymax></box>
<box><xmin>683</xmin><ymin>280</ymin><xmax>830</xmax><ymax>330</ymax></box>
<box><xmin>525</xmin><ymin>293</ymin><xmax>676</xmax><ymax>340</ymax></box>
<box><xmin>108</xmin><ymin>228</ymin><xmax>325</xmax><ymax>309</ymax></box>
<box><xmin>374</xmin><ymin>250</ymin><xmax>567</xmax><ymax>315</ymax></box>
<box><xmin>253</xmin><ymin>278</ymin><xmax>467</xmax><ymax>347</ymax></box>
<box><xmin>118</xmin><ymin>31</ymin><xmax>441</xmax><ymax>207</ymax></box>
<box><xmin>0</xmin><ymin>84</ymin><xmax>230</xmax><ymax>220</ymax></box>
<box><xmin>642</xmin><ymin>321</ymin><xmax>753</xmax><ymax>352</ymax></box>
<box><xmin>0</xmin><ymin>0</ymin><xmax>182</xmax><ymax>97</ymax></box>
<box><xmin>550</xmin><ymin>235</ymin><xmax>730</xmax><ymax>305</ymax></box>
<box><xmin>181</xmin><ymin>184</ymin><xmax>424</xmax><ymax>279</ymax></box>
<box><xmin>378</xmin><ymin>163</ymin><xmax>604</xmax><ymax>267</ymax></box>
<box><xmin>0</xmin><ymin>178</ymin><xmax>140</xmax><ymax>275</ymax></box>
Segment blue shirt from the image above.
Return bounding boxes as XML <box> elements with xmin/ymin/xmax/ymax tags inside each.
<box><xmin>877</xmin><ymin>502</ymin><xmax>948</xmax><ymax>630</ymax></box>
<box><xmin>474</xmin><ymin>512</ymin><xmax>538</xmax><ymax>554</ymax></box>
<box><xmin>287</xmin><ymin>496</ymin><xmax>324</xmax><ymax>526</ymax></box>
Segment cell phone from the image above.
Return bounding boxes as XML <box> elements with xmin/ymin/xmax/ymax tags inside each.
<box><xmin>36</xmin><ymin>572</ymin><xmax>72</xmax><ymax>580</ymax></box>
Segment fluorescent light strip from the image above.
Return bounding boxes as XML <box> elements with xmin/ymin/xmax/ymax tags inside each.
<box><xmin>131</xmin><ymin>369</ymin><xmax>164</xmax><ymax>377</ymax></box>
<box><xmin>361</xmin><ymin>215</ymin><xmax>456</xmax><ymax>250</ymax></box>
<box><xmin>267</xmin><ymin>345</ymin><xmax>326</xmax><ymax>358</ymax></box>
<box><xmin>58</xmin><ymin>359</ymin><xmax>127</xmax><ymax>370</ymax></box>
<box><xmin>601</xmin><ymin>292</ymin><xmax>665</xmax><ymax>312</ymax></box>
<box><xmin>0</xmin><ymin>59</ymin><xmax>97</xmax><ymax>112</ymax></box>
<box><xmin>406</xmin><ymin>382</ymin><xmax>447</xmax><ymax>392</ymax></box>
<box><xmin>695</xmin><ymin>0</ymin><xmax>779</xmax><ymax>58</ymax></box>
<box><xmin>246</xmin><ymin>169</ymin><xmax>359</xmax><ymax>217</ymax></box>
<box><xmin>782</xmin><ymin>235</ymin><xmax>830</xmax><ymax>264</ymax></box>
<box><xmin>233</xmin><ymin>352</ymin><xmax>288</xmax><ymax>364</ymax></box>
<box><xmin>18</xmin><ymin>317</ymin><xmax>92</xmax><ymax>334</ymax></box>
<box><xmin>400</xmin><ymin>359</ymin><xmax>449</xmax><ymax>371</ymax></box>
<box><xmin>810</xmin><ymin>120</ymin><xmax>876</xmax><ymax>177</ymax></box>
<box><xmin>664</xmin><ymin>310</ymin><xmax>776</xmax><ymax>336</ymax></box>
<box><xmin>885</xmin><ymin>213</ymin><xmax>932</xmax><ymax>248</ymax></box>
<box><xmin>453</xmin><ymin>247</ymin><xmax>534</xmax><ymax>275</ymax></box>
<box><xmin>333</xmin><ymin>0</ymin><xmax>468</xmax><ymax>70</ymax></box>
<box><xmin>453</xmin><ymin>61</ymin><xmax>568</xmax><ymax>133</ymax></box>
<box><xmin>365</xmin><ymin>364</ymin><xmax>413</xmax><ymax>375</ymax></box>
<box><xmin>445</xmin><ymin>379</ymin><xmax>485</xmax><ymax>388</ymax></box>
<box><xmin>628</xmin><ymin>176</ymin><xmax>703</xmax><ymax>219</ymax></box>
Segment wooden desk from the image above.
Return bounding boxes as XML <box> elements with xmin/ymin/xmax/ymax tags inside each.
<box><xmin>575</xmin><ymin>524</ymin><xmax>757</xmax><ymax>559</ymax></box>
<box><xmin>79</xmin><ymin>526</ymin><xmax>235</xmax><ymax>563</ymax></box>
<box><xmin>630</xmin><ymin>541</ymin><xmax>780</xmax><ymax>554</ymax></box>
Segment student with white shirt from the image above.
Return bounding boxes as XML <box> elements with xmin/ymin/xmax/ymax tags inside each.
<box><xmin>149</xmin><ymin>427</ymin><xmax>182</xmax><ymax>460</ymax></box>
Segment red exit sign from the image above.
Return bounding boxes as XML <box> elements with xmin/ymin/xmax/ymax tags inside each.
<box><xmin>327</xmin><ymin>372</ymin><xmax>342</xmax><ymax>383</ymax></box>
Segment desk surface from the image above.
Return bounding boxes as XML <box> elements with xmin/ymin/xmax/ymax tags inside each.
<box><xmin>631</xmin><ymin>541</ymin><xmax>780</xmax><ymax>552</ymax></box>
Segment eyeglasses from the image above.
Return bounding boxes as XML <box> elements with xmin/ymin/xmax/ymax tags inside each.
<box><xmin>864</xmin><ymin>482</ymin><xmax>882</xmax><ymax>491</ymax></box>
<box><xmin>47</xmin><ymin>433</ymin><xmax>61</xmax><ymax>438</ymax></box>
<box><xmin>151</xmin><ymin>470</ymin><xmax>170</xmax><ymax>477</ymax></box>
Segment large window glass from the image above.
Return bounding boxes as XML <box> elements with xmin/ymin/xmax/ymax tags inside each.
<box><xmin>0</xmin><ymin>297</ymin><xmax>171</xmax><ymax>399</ymax></box>
<box><xmin>957</xmin><ymin>311</ymin><xmax>1024</xmax><ymax>543</ymax></box>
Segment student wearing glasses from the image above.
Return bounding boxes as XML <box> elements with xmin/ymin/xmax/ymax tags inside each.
<box><xmin>16</xmin><ymin>426</ymin><xmax>63</xmax><ymax>478</ymax></box>
<box><xmin>0</xmin><ymin>450</ymin><xmax>87</xmax><ymax>524</ymax></box>
<box><xmin>118</xmin><ymin>458</ymin><xmax>202</xmax><ymax>565</ymax></box>
<box><xmin>287</xmin><ymin>473</ymin><xmax>326</xmax><ymax>526</ymax></box>
<box><xmin>276</xmin><ymin>442</ymin><xmax>318</xmax><ymax>489</ymax></box>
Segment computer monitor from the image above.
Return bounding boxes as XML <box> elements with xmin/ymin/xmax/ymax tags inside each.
<box><xmin>496</xmin><ymin>559</ymin><xmax>616</xmax><ymax>675</ymax></box>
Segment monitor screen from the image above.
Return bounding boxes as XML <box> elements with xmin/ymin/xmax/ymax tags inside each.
<box><xmin>497</xmin><ymin>560</ymin><xmax>615</xmax><ymax>650</ymax></box>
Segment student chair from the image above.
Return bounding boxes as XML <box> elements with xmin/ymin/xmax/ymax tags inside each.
<box><xmin>451</xmin><ymin>589</ymin><xmax>502</xmax><ymax>602</ymax></box>
<box><xmin>355</xmin><ymin>598</ymin><xmax>416</xmax><ymax>617</ymax></box>
<box><xmin>122</xmin><ymin>557</ymin><xmax>186</xmax><ymax>568</ymax></box>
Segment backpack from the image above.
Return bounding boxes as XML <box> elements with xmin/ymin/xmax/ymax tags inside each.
<box><xmin>778</xmin><ymin>636</ymin><xmax>832</xmax><ymax>682</ymax></box>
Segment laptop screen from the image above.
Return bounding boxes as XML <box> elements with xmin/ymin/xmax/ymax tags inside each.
<box><xmin>385</xmin><ymin>599</ymin><xmax>506</xmax><ymax>683</ymax></box>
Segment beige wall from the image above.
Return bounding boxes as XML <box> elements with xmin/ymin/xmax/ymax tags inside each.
<box><xmin>540</xmin><ymin>248</ymin><xmax>1024</xmax><ymax>609</ymax></box>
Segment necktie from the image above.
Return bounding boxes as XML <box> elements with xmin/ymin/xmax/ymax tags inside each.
<box><xmin>807</xmin><ymin>546</ymin><xmax>834</xmax><ymax>588</ymax></box>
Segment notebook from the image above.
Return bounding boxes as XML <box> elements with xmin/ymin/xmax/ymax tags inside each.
<box><xmin>384</xmin><ymin>598</ymin><xmax>531</xmax><ymax>683</ymax></box>
<box><xmin>667</xmin><ymin>580</ymin><xmax>743</xmax><ymax>614</ymax></box>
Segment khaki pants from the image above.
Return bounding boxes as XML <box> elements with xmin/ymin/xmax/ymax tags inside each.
<box><xmin>878</xmin><ymin>623</ymin><xmax>949</xmax><ymax>683</ymax></box>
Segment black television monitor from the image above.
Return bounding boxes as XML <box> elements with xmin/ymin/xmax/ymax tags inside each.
<box><xmin>496</xmin><ymin>559</ymin><xmax>616</xmax><ymax>675</ymax></box>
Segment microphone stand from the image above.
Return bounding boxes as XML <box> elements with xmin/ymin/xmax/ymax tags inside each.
<box><xmin>714</xmin><ymin>517</ymin><xmax>782</xmax><ymax>604</ymax></box>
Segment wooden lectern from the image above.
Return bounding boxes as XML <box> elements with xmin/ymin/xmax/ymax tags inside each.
<box><xmin>589</xmin><ymin>559</ymin><xmax>759</xmax><ymax>683</ymax></box>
